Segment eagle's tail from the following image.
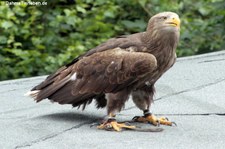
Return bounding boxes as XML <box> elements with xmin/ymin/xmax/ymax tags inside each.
<box><xmin>25</xmin><ymin>66</ymin><xmax>73</xmax><ymax>102</ymax></box>
<box><xmin>24</xmin><ymin>90</ymin><xmax>40</xmax><ymax>99</ymax></box>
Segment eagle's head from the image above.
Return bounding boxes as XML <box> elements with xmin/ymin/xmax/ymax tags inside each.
<box><xmin>145</xmin><ymin>12</ymin><xmax>180</xmax><ymax>45</ymax></box>
<box><xmin>147</xmin><ymin>12</ymin><xmax>180</xmax><ymax>34</ymax></box>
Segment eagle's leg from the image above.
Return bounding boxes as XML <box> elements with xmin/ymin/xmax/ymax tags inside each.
<box><xmin>133</xmin><ymin>110</ymin><xmax>174</xmax><ymax>126</ymax></box>
<box><xmin>97</xmin><ymin>113</ymin><xmax>136</xmax><ymax>131</ymax></box>
<box><xmin>97</xmin><ymin>90</ymin><xmax>136</xmax><ymax>131</ymax></box>
<box><xmin>132</xmin><ymin>87</ymin><xmax>175</xmax><ymax>126</ymax></box>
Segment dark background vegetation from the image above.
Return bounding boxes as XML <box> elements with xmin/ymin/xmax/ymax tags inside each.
<box><xmin>0</xmin><ymin>0</ymin><xmax>224</xmax><ymax>81</ymax></box>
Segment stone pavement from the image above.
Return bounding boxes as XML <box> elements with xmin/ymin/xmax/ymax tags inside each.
<box><xmin>0</xmin><ymin>51</ymin><xmax>225</xmax><ymax>149</ymax></box>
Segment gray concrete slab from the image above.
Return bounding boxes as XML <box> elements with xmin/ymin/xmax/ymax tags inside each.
<box><xmin>0</xmin><ymin>51</ymin><xmax>225</xmax><ymax>149</ymax></box>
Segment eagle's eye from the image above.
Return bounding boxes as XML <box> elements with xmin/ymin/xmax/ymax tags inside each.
<box><xmin>158</xmin><ymin>16</ymin><xmax>167</xmax><ymax>20</ymax></box>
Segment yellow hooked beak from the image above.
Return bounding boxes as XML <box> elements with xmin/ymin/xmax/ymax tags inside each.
<box><xmin>166</xmin><ymin>17</ymin><xmax>180</xmax><ymax>28</ymax></box>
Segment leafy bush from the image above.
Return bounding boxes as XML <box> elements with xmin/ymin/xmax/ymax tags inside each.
<box><xmin>0</xmin><ymin>0</ymin><xmax>224</xmax><ymax>80</ymax></box>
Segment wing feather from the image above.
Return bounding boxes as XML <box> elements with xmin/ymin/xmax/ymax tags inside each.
<box><xmin>72</xmin><ymin>48</ymin><xmax>157</xmax><ymax>94</ymax></box>
<box><xmin>29</xmin><ymin>46</ymin><xmax>157</xmax><ymax>108</ymax></box>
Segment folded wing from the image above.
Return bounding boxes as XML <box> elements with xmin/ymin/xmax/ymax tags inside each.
<box><xmin>29</xmin><ymin>48</ymin><xmax>157</xmax><ymax>108</ymax></box>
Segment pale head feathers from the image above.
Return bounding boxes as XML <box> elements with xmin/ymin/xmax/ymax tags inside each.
<box><xmin>147</xmin><ymin>12</ymin><xmax>180</xmax><ymax>32</ymax></box>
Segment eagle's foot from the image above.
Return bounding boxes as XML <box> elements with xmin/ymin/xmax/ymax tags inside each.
<box><xmin>97</xmin><ymin>119</ymin><xmax>136</xmax><ymax>131</ymax></box>
<box><xmin>133</xmin><ymin>114</ymin><xmax>176</xmax><ymax>126</ymax></box>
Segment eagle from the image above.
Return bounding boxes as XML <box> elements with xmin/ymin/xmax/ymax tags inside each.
<box><xmin>26</xmin><ymin>12</ymin><xmax>180</xmax><ymax>131</ymax></box>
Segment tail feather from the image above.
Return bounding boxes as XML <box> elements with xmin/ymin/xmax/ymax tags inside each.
<box><xmin>24</xmin><ymin>90</ymin><xmax>40</xmax><ymax>100</ymax></box>
<box><xmin>25</xmin><ymin>58</ymin><xmax>104</xmax><ymax>110</ymax></box>
<box><xmin>31</xmin><ymin>66</ymin><xmax>67</xmax><ymax>91</ymax></box>
<box><xmin>26</xmin><ymin>65</ymin><xmax>73</xmax><ymax>102</ymax></box>
<box><xmin>35</xmin><ymin>75</ymin><xmax>71</xmax><ymax>102</ymax></box>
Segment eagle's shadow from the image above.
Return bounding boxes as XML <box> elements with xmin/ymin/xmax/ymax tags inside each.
<box><xmin>37</xmin><ymin>111</ymin><xmax>104</xmax><ymax>123</ymax></box>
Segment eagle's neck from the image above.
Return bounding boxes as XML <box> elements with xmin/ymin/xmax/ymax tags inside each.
<box><xmin>142</xmin><ymin>30</ymin><xmax>179</xmax><ymax>82</ymax></box>
<box><xmin>143</xmin><ymin>30</ymin><xmax>179</xmax><ymax>57</ymax></box>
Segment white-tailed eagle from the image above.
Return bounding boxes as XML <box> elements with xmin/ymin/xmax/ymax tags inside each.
<box><xmin>26</xmin><ymin>12</ymin><xmax>180</xmax><ymax>132</ymax></box>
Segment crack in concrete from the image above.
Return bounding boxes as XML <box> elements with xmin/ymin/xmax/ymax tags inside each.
<box><xmin>198</xmin><ymin>58</ymin><xmax>225</xmax><ymax>63</ymax></box>
<box><xmin>155</xmin><ymin>78</ymin><xmax>225</xmax><ymax>101</ymax></box>
<box><xmin>118</xmin><ymin>112</ymin><xmax>225</xmax><ymax>117</ymax></box>
<box><xmin>156</xmin><ymin>113</ymin><xmax>225</xmax><ymax>116</ymax></box>
<box><xmin>122</xmin><ymin>106</ymin><xmax>225</xmax><ymax>117</ymax></box>
<box><xmin>14</xmin><ymin>120</ymin><xmax>96</xmax><ymax>149</ymax></box>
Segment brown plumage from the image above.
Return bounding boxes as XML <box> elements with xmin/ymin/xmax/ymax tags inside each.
<box><xmin>26</xmin><ymin>12</ymin><xmax>180</xmax><ymax>131</ymax></box>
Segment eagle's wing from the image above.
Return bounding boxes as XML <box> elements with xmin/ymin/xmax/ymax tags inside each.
<box><xmin>30</xmin><ymin>48</ymin><xmax>157</xmax><ymax>107</ymax></box>
<box><xmin>72</xmin><ymin>48</ymin><xmax>156</xmax><ymax>94</ymax></box>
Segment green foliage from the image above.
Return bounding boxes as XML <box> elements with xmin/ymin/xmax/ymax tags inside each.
<box><xmin>0</xmin><ymin>0</ymin><xmax>224</xmax><ymax>80</ymax></box>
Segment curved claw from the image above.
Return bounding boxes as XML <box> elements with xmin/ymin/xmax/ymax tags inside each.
<box><xmin>90</xmin><ymin>122</ymin><xmax>100</xmax><ymax>128</ymax></box>
<box><xmin>159</xmin><ymin>117</ymin><xmax>169</xmax><ymax>121</ymax></box>
<box><xmin>155</xmin><ymin>120</ymin><xmax>160</xmax><ymax>127</ymax></box>
<box><xmin>172</xmin><ymin>122</ymin><xmax>177</xmax><ymax>126</ymax></box>
<box><xmin>132</xmin><ymin>116</ymin><xmax>140</xmax><ymax>121</ymax></box>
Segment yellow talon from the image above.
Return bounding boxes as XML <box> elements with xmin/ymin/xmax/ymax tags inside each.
<box><xmin>134</xmin><ymin>114</ymin><xmax>175</xmax><ymax>126</ymax></box>
<box><xmin>97</xmin><ymin>120</ymin><xmax>136</xmax><ymax>131</ymax></box>
<box><xmin>158</xmin><ymin>117</ymin><xmax>172</xmax><ymax>126</ymax></box>
<box><xmin>111</xmin><ymin>121</ymin><xmax>121</xmax><ymax>131</ymax></box>
<box><xmin>146</xmin><ymin>115</ymin><xmax>159</xmax><ymax>126</ymax></box>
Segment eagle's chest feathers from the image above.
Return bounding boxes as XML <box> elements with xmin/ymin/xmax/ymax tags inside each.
<box><xmin>146</xmin><ymin>34</ymin><xmax>177</xmax><ymax>84</ymax></box>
